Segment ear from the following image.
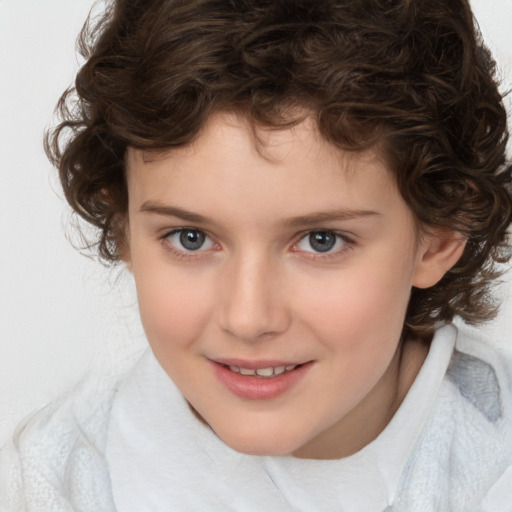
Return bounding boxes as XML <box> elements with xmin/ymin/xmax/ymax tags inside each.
<box><xmin>412</xmin><ymin>229</ymin><xmax>466</xmax><ymax>289</ymax></box>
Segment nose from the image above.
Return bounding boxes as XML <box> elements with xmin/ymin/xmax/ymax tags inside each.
<box><xmin>218</xmin><ymin>252</ymin><xmax>291</xmax><ymax>342</ymax></box>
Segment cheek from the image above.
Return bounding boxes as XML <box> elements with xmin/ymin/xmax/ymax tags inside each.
<box><xmin>298</xmin><ymin>257</ymin><xmax>414</xmax><ymax>349</ymax></box>
<box><xmin>133</xmin><ymin>261</ymin><xmax>214</xmax><ymax>352</ymax></box>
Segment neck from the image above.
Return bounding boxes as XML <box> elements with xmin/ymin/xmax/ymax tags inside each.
<box><xmin>292</xmin><ymin>337</ymin><xmax>430</xmax><ymax>460</ymax></box>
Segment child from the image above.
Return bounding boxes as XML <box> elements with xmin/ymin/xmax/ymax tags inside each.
<box><xmin>1</xmin><ymin>0</ymin><xmax>512</xmax><ymax>510</ymax></box>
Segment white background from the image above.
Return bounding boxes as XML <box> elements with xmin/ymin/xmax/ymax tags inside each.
<box><xmin>1</xmin><ymin>0</ymin><xmax>511</xmax><ymax>445</ymax></box>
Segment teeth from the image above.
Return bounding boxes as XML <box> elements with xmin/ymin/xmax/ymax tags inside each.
<box><xmin>227</xmin><ymin>364</ymin><xmax>299</xmax><ymax>378</ymax></box>
<box><xmin>256</xmin><ymin>367</ymin><xmax>274</xmax><ymax>377</ymax></box>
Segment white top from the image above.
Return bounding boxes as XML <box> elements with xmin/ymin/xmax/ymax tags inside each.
<box><xmin>1</xmin><ymin>323</ymin><xmax>511</xmax><ymax>511</ymax></box>
<box><xmin>106</xmin><ymin>326</ymin><xmax>456</xmax><ymax>512</ymax></box>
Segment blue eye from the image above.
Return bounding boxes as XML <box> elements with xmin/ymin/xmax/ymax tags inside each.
<box><xmin>166</xmin><ymin>228</ymin><xmax>214</xmax><ymax>252</ymax></box>
<box><xmin>297</xmin><ymin>231</ymin><xmax>346</xmax><ymax>253</ymax></box>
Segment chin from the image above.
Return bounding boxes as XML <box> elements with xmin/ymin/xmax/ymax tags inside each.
<box><xmin>213</xmin><ymin>424</ymin><xmax>307</xmax><ymax>457</ymax></box>
<box><xmin>189</xmin><ymin>401</ymin><xmax>300</xmax><ymax>455</ymax></box>
<box><xmin>222</xmin><ymin>438</ymin><xmax>293</xmax><ymax>457</ymax></box>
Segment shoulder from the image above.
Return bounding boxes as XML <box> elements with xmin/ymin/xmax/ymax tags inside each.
<box><xmin>395</xmin><ymin>323</ymin><xmax>512</xmax><ymax>511</ymax></box>
<box><xmin>449</xmin><ymin>325</ymin><xmax>512</xmax><ymax>510</ymax></box>
<box><xmin>446</xmin><ymin>324</ymin><xmax>511</xmax><ymax>423</ymax></box>
<box><xmin>0</xmin><ymin>370</ymin><xmax>122</xmax><ymax>511</ymax></box>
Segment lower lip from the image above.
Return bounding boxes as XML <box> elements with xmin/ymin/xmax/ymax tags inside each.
<box><xmin>211</xmin><ymin>361</ymin><xmax>312</xmax><ymax>400</ymax></box>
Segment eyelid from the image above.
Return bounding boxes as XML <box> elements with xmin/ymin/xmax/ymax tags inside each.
<box><xmin>291</xmin><ymin>230</ymin><xmax>355</xmax><ymax>259</ymax></box>
<box><xmin>161</xmin><ymin>227</ymin><xmax>219</xmax><ymax>259</ymax></box>
<box><xmin>297</xmin><ymin>230</ymin><xmax>346</xmax><ymax>249</ymax></box>
<box><xmin>159</xmin><ymin>226</ymin><xmax>355</xmax><ymax>262</ymax></box>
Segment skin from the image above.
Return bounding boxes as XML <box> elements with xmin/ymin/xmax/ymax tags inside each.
<box><xmin>124</xmin><ymin>113</ymin><xmax>465</xmax><ymax>459</ymax></box>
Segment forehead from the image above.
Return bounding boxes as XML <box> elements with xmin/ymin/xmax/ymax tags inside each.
<box><xmin>125</xmin><ymin>113</ymin><xmax>403</xmax><ymax>222</ymax></box>
<box><xmin>127</xmin><ymin>112</ymin><xmax>389</xmax><ymax>178</ymax></box>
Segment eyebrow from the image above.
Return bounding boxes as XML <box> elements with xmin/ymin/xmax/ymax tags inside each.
<box><xmin>140</xmin><ymin>202</ymin><xmax>209</xmax><ymax>223</ymax></box>
<box><xmin>139</xmin><ymin>201</ymin><xmax>380</xmax><ymax>227</ymax></box>
<box><xmin>280</xmin><ymin>209</ymin><xmax>380</xmax><ymax>228</ymax></box>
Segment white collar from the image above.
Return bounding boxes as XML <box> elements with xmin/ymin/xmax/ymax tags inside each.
<box><xmin>106</xmin><ymin>325</ymin><xmax>456</xmax><ymax>511</ymax></box>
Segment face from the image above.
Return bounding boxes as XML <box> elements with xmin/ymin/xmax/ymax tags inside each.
<box><xmin>125</xmin><ymin>113</ymin><xmax>434</xmax><ymax>459</ymax></box>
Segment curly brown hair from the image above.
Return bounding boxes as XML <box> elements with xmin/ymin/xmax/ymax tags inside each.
<box><xmin>46</xmin><ymin>0</ymin><xmax>512</xmax><ymax>339</ymax></box>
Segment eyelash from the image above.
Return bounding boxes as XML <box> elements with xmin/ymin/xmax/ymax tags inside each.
<box><xmin>291</xmin><ymin>231</ymin><xmax>355</xmax><ymax>261</ymax></box>
<box><xmin>160</xmin><ymin>228</ymin><xmax>355</xmax><ymax>262</ymax></box>
<box><xmin>161</xmin><ymin>228</ymin><xmax>218</xmax><ymax>261</ymax></box>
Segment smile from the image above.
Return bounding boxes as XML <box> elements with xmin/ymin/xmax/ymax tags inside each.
<box><xmin>210</xmin><ymin>359</ymin><xmax>312</xmax><ymax>400</ymax></box>
<box><xmin>226</xmin><ymin>364</ymin><xmax>301</xmax><ymax>378</ymax></box>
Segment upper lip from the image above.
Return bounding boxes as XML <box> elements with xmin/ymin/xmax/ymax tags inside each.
<box><xmin>209</xmin><ymin>358</ymin><xmax>309</xmax><ymax>369</ymax></box>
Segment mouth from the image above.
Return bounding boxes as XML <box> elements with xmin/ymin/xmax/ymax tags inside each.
<box><xmin>222</xmin><ymin>363</ymin><xmax>303</xmax><ymax>378</ymax></box>
<box><xmin>210</xmin><ymin>359</ymin><xmax>312</xmax><ymax>400</ymax></box>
